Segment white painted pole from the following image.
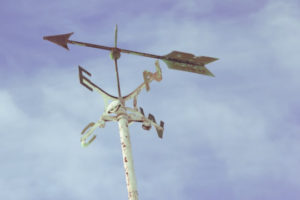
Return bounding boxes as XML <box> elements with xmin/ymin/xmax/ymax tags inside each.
<box><xmin>117</xmin><ymin>108</ymin><xmax>139</xmax><ymax>200</ymax></box>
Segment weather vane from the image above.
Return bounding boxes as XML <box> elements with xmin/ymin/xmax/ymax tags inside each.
<box><xmin>43</xmin><ymin>25</ymin><xmax>218</xmax><ymax>200</ymax></box>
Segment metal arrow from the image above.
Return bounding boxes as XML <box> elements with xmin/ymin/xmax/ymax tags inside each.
<box><xmin>43</xmin><ymin>31</ymin><xmax>218</xmax><ymax>76</ymax></box>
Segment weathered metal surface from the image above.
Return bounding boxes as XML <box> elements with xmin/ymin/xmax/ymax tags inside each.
<box><xmin>43</xmin><ymin>32</ymin><xmax>218</xmax><ymax>76</ymax></box>
<box><xmin>118</xmin><ymin>110</ymin><xmax>139</xmax><ymax>200</ymax></box>
<box><xmin>110</xmin><ymin>48</ymin><xmax>121</xmax><ymax>60</ymax></box>
<box><xmin>163</xmin><ymin>59</ymin><xmax>215</xmax><ymax>76</ymax></box>
<box><xmin>77</xmin><ymin>60</ymin><xmax>164</xmax><ymax>149</ymax></box>
<box><xmin>126</xmin><ymin>107</ymin><xmax>164</xmax><ymax>138</ymax></box>
<box><xmin>156</xmin><ymin>121</ymin><xmax>164</xmax><ymax>138</ymax></box>
<box><xmin>163</xmin><ymin>51</ymin><xmax>217</xmax><ymax>76</ymax></box>
<box><xmin>80</xmin><ymin>120</ymin><xmax>105</xmax><ymax>147</ymax></box>
<box><xmin>78</xmin><ymin>61</ymin><xmax>162</xmax><ymax>102</ymax></box>
<box><xmin>43</xmin><ymin>32</ymin><xmax>73</xmax><ymax>50</ymax></box>
<box><xmin>165</xmin><ymin>51</ymin><xmax>217</xmax><ymax>65</ymax></box>
<box><xmin>80</xmin><ymin>122</ymin><xmax>96</xmax><ymax>147</ymax></box>
<box><xmin>114</xmin><ymin>24</ymin><xmax>118</xmax><ymax>48</ymax></box>
<box><xmin>79</xmin><ymin>65</ymin><xmax>117</xmax><ymax>100</ymax></box>
<box><xmin>111</xmin><ymin>24</ymin><xmax>123</xmax><ymax>99</ymax></box>
<box><xmin>78</xmin><ymin>56</ymin><xmax>164</xmax><ymax>200</ymax></box>
<box><xmin>44</xmin><ymin>26</ymin><xmax>217</xmax><ymax>200</ymax></box>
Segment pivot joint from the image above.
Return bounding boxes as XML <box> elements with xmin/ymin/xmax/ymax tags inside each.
<box><xmin>110</xmin><ymin>48</ymin><xmax>121</xmax><ymax>60</ymax></box>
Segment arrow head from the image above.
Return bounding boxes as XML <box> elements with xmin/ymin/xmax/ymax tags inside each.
<box><xmin>43</xmin><ymin>32</ymin><xmax>74</xmax><ymax>50</ymax></box>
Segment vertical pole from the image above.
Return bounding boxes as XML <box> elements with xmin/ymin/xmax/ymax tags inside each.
<box><xmin>117</xmin><ymin>109</ymin><xmax>139</xmax><ymax>200</ymax></box>
<box><xmin>112</xmin><ymin>25</ymin><xmax>138</xmax><ymax>199</ymax></box>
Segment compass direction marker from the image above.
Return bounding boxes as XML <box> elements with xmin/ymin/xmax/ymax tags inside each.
<box><xmin>43</xmin><ymin>25</ymin><xmax>219</xmax><ymax>200</ymax></box>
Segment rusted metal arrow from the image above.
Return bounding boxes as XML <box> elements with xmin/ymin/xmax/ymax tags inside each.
<box><xmin>43</xmin><ymin>32</ymin><xmax>218</xmax><ymax>76</ymax></box>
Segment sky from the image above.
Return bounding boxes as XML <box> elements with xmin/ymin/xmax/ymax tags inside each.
<box><xmin>0</xmin><ymin>0</ymin><xmax>300</xmax><ymax>199</ymax></box>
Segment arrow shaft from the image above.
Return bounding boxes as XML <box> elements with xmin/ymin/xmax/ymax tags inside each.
<box><xmin>68</xmin><ymin>39</ymin><xmax>214</xmax><ymax>70</ymax></box>
<box><xmin>68</xmin><ymin>39</ymin><xmax>164</xmax><ymax>60</ymax></box>
<box><xmin>120</xmin><ymin>48</ymin><xmax>164</xmax><ymax>60</ymax></box>
<box><xmin>69</xmin><ymin>40</ymin><xmax>113</xmax><ymax>51</ymax></box>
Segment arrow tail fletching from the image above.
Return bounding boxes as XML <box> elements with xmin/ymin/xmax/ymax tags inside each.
<box><xmin>163</xmin><ymin>51</ymin><xmax>217</xmax><ymax>76</ymax></box>
<box><xmin>163</xmin><ymin>59</ymin><xmax>215</xmax><ymax>77</ymax></box>
<box><xmin>165</xmin><ymin>51</ymin><xmax>218</xmax><ymax>65</ymax></box>
<box><xmin>195</xmin><ymin>56</ymin><xmax>219</xmax><ymax>65</ymax></box>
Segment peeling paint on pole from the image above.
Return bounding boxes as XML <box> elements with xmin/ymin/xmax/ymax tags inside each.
<box><xmin>76</xmin><ymin>63</ymin><xmax>164</xmax><ymax>199</ymax></box>
<box><xmin>118</xmin><ymin>110</ymin><xmax>138</xmax><ymax>200</ymax></box>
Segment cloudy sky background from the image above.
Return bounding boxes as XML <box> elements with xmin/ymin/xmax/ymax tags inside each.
<box><xmin>1</xmin><ymin>0</ymin><xmax>300</xmax><ymax>199</ymax></box>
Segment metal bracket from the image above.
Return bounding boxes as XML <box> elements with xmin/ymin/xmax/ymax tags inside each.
<box><xmin>79</xmin><ymin>60</ymin><xmax>165</xmax><ymax>145</ymax></box>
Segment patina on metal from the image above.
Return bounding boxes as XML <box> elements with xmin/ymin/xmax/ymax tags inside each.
<box><xmin>78</xmin><ymin>60</ymin><xmax>164</xmax><ymax>200</ymax></box>
<box><xmin>43</xmin><ymin>25</ymin><xmax>218</xmax><ymax>200</ymax></box>
<box><xmin>43</xmin><ymin>29</ymin><xmax>218</xmax><ymax>76</ymax></box>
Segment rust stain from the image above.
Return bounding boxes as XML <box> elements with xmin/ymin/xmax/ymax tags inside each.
<box><xmin>124</xmin><ymin>157</ymin><xmax>128</xmax><ymax>162</ymax></box>
<box><xmin>121</xmin><ymin>142</ymin><xmax>126</xmax><ymax>148</ymax></box>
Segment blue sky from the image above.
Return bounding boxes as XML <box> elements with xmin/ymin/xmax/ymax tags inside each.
<box><xmin>1</xmin><ymin>0</ymin><xmax>300</xmax><ymax>199</ymax></box>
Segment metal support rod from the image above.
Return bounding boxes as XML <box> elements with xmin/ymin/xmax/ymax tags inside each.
<box><xmin>118</xmin><ymin>110</ymin><xmax>139</xmax><ymax>200</ymax></box>
<box><xmin>113</xmin><ymin>25</ymin><xmax>122</xmax><ymax>99</ymax></box>
<box><xmin>114</xmin><ymin>58</ymin><xmax>122</xmax><ymax>98</ymax></box>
